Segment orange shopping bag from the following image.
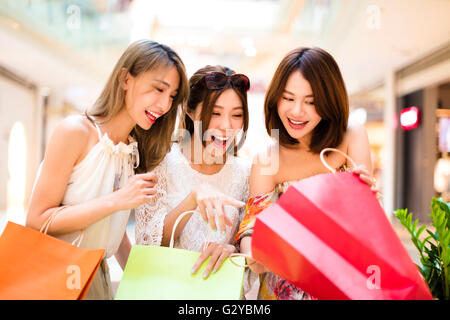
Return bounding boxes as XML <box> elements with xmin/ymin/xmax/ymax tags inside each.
<box><xmin>0</xmin><ymin>210</ymin><xmax>104</xmax><ymax>300</ymax></box>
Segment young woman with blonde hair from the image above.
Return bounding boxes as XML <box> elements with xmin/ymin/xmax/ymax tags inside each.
<box><xmin>26</xmin><ymin>40</ymin><xmax>189</xmax><ymax>299</ymax></box>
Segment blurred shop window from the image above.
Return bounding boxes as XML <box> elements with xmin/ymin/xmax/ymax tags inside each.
<box><xmin>435</xmin><ymin>114</ymin><xmax>450</xmax><ymax>201</ymax></box>
<box><xmin>434</xmin><ymin>158</ymin><xmax>449</xmax><ymax>194</ymax></box>
<box><xmin>6</xmin><ymin>122</ymin><xmax>26</xmax><ymax>224</ymax></box>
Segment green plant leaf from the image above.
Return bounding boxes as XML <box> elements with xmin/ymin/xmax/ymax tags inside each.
<box><xmin>416</xmin><ymin>225</ymin><xmax>427</xmax><ymax>240</ymax></box>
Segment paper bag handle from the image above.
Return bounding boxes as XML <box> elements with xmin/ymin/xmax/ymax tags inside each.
<box><xmin>169</xmin><ymin>210</ymin><xmax>213</xmax><ymax>251</ymax></box>
<box><xmin>319</xmin><ymin>147</ymin><xmax>357</xmax><ymax>173</ymax></box>
<box><xmin>39</xmin><ymin>206</ymin><xmax>84</xmax><ymax>247</ymax></box>
<box><xmin>229</xmin><ymin>253</ymin><xmax>256</xmax><ymax>268</ymax></box>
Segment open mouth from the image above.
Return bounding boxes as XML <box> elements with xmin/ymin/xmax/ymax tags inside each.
<box><xmin>211</xmin><ymin>135</ymin><xmax>231</xmax><ymax>149</ymax></box>
<box><xmin>288</xmin><ymin>118</ymin><xmax>309</xmax><ymax>129</ymax></box>
<box><xmin>145</xmin><ymin>110</ymin><xmax>161</xmax><ymax>123</ymax></box>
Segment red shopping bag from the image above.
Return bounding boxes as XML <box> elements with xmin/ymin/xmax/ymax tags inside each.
<box><xmin>251</xmin><ymin>148</ymin><xmax>433</xmax><ymax>300</ymax></box>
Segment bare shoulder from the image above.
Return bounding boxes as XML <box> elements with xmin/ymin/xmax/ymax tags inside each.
<box><xmin>53</xmin><ymin>114</ymin><xmax>94</xmax><ymax>142</ymax></box>
<box><xmin>45</xmin><ymin>114</ymin><xmax>97</xmax><ymax>163</ymax></box>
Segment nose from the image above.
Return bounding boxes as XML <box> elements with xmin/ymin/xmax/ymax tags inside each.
<box><xmin>218</xmin><ymin>114</ymin><xmax>232</xmax><ymax>131</ymax></box>
<box><xmin>290</xmin><ymin>100</ymin><xmax>305</xmax><ymax>117</ymax></box>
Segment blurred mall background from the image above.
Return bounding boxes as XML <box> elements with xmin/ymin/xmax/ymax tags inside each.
<box><xmin>0</xmin><ymin>0</ymin><xmax>449</xmax><ymax>284</ymax></box>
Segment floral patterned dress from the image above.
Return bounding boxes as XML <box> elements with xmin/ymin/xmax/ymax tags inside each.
<box><xmin>236</xmin><ymin>181</ymin><xmax>315</xmax><ymax>300</ymax></box>
<box><xmin>236</xmin><ymin>165</ymin><xmax>350</xmax><ymax>300</ymax></box>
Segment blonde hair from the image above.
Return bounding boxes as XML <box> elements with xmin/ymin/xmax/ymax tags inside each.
<box><xmin>86</xmin><ymin>40</ymin><xmax>189</xmax><ymax>172</ymax></box>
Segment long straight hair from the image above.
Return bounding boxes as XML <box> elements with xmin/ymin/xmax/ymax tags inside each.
<box><xmin>86</xmin><ymin>40</ymin><xmax>189</xmax><ymax>172</ymax></box>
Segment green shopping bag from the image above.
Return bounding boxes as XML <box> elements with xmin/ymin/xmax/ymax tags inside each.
<box><xmin>115</xmin><ymin>211</ymin><xmax>245</xmax><ymax>300</ymax></box>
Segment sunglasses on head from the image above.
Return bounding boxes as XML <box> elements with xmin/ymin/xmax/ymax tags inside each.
<box><xmin>200</xmin><ymin>72</ymin><xmax>250</xmax><ymax>91</ymax></box>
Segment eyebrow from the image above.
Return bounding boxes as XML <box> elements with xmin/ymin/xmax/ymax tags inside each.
<box><xmin>283</xmin><ymin>90</ymin><xmax>313</xmax><ymax>97</ymax></box>
<box><xmin>213</xmin><ymin>105</ymin><xmax>243</xmax><ymax>110</ymax></box>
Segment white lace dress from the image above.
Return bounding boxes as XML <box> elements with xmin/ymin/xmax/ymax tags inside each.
<box><xmin>135</xmin><ymin>143</ymin><xmax>250</xmax><ymax>251</ymax></box>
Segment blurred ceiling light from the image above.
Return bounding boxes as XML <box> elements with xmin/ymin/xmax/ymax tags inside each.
<box><xmin>244</xmin><ymin>47</ymin><xmax>257</xmax><ymax>57</ymax></box>
<box><xmin>129</xmin><ymin>0</ymin><xmax>156</xmax><ymax>43</ymax></box>
<box><xmin>198</xmin><ymin>37</ymin><xmax>211</xmax><ymax>47</ymax></box>
<box><xmin>240</xmin><ymin>37</ymin><xmax>254</xmax><ymax>49</ymax></box>
<box><xmin>348</xmin><ymin>108</ymin><xmax>367</xmax><ymax>125</ymax></box>
<box><xmin>150</xmin><ymin>0</ymin><xmax>277</xmax><ymax>31</ymax></box>
<box><xmin>187</xmin><ymin>36</ymin><xmax>199</xmax><ymax>47</ymax></box>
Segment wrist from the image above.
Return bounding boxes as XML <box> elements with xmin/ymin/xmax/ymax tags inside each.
<box><xmin>188</xmin><ymin>189</ymin><xmax>197</xmax><ymax>208</ymax></box>
<box><xmin>105</xmin><ymin>192</ymin><xmax>122</xmax><ymax>212</ymax></box>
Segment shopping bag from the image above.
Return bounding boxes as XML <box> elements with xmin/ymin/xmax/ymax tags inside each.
<box><xmin>0</xmin><ymin>209</ymin><xmax>105</xmax><ymax>300</ymax></box>
<box><xmin>251</xmin><ymin>148</ymin><xmax>433</xmax><ymax>300</ymax></box>
<box><xmin>115</xmin><ymin>211</ymin><xmax>245</xmax><ymax>300</ymax></box>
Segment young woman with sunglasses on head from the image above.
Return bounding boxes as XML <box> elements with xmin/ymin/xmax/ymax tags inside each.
<box><xmin>235</xmin><ymin>47</ymin><xmax>377</xmax><ymax>300</ymax></box>
<box><xmin>26</xmin><ymin>40</ymin><xmax>189</xmax><ymax>299</ymax></box>
<box><xmin>135</xmin><ymin>65</ymin><xmax>252</xmax><ymax>283</ymax></box>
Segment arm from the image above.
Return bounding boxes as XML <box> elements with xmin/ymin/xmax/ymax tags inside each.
<box><xmin>161</xmin><ymin>185</ymin><xmax>242</xmax><ymax>247</ymax></box>
<box><xmin>134</xmin><ymin>159</ymin><xmax>200</xmax><ymax>248</ymax></box>
<box><xmin>346</xmin><ymin>124</ymin><xmax>376</xmax><ymax>188</ymax></box>
<box><xmin>238</xmin><ymin>151</ymin><xmax>276</xmax><ymax>274</ymax></box>
<box><xmin>346</xmin><ymin>123</ymin><xmax>373</xmax><ymax>175</ymax></box>
<box><xmin>26</xmin><ymin>117</ymin><xmax>157</xmax><ymax>235</ymax></box>
<box><xmin>26</xmin><ymin>117</ymin><xmax>110</xmax><ymax>233</ymax></box>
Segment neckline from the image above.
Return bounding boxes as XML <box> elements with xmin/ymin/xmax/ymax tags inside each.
<box><xmin>73</xmin><ymin>132</ymin><xmax>137</xmax><ymax>170</ymax></box>
<box><xmin>172</xmin><ymin>143</ymin><xmax>231</xmax><ymax>178</ymax></box>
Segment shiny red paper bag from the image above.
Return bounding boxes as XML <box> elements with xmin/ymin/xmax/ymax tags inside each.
<box><xmin>251</xmin><ymin>149</ymin><xmax>433</xmax><ymax>300</ymax></box>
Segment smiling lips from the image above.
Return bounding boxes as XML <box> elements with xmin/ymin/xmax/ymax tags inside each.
<box><xmin>211</xmin><ymin>135</ymin><xmax>231</xmax><ymax>149</ymax></box>
<box><xmin>145</xmin><ymin>110</ymin><xmax>162</xmax><ymax>123</ymax></box>
<box><xmin>288</xmin><ymin>118</ymin><xmax>309</xmax><ymax>129</ymax></box>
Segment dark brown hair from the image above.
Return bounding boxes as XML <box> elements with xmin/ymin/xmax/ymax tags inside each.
<box><xmin>180</xmin><ymin>65</ymin><xmax>249</xmax><ymax>153</ymax></box>
<box><xmin>86</xmin><ymin>40</ymin><xmax>189</xmax><ymax>173</ymax></box>
<box><xmin>264</xmin><ymin>47</ymin><xmax>349</xmax><ymax>153</ymax></box>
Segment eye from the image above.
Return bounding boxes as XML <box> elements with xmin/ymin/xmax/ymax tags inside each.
<box><xmin>282</xmin><ymin>96</ymin><xmax>294</xmax><ymax>102</ymax></box>
<box><xmin>232</xmin><ymin>114</ymin><xmax>243</xmax><ymax>118</ymax></box>
<box><xmin>305</xmin><ymin>100</ymin><xmax>315</xmax><ymax>105</ymax></box>
<box><xmin>154</xmin><ymin>86</ymin><xmax>164</xmax><ymax>93</ymax></box>
<box><xmin>212</xmin><ymin>112</ymin><xmax>221</xmax><ymax>116</ymax></box>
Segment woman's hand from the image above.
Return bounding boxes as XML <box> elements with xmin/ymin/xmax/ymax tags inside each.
<box><xmin>192</xmin><ymin>184</ymin><xmax>245</xmax><ymax>233</ymax></box>
<box><xmin>351</xmin><ymin>165</ymin><xmax>378</xmax><ymax>191</ymax></box>
<box><xmin>238</xmin><ymin>236</ymin><xmax>269</xmax><ymax>275</ymax></box>
<box><xmin>191</xmin><ymin>242</ymin><xmax>236</xmax><ymax>279</ymax></box>
<box><xmin>111</xmin><ymin>171</ymin><xmax>158</xmax><ymax>211</ymax></box>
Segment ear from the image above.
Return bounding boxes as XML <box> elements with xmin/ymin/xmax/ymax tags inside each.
<box><xmin>119</xmin><ymin>68</ymin><xmax>133</xmax><ymax>91</ymax></box>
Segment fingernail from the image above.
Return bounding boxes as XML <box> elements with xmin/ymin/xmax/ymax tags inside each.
<box><xmin>202</xmin><ymin>273</ymin><xmax>207</xmax><ymax>278</ymax></box>
<box><xmin>212</xmin><ymin>269</ymin><xmax>216</xmax><ymax>274</ymax></box>
<box><xmin>191</xmin><ymin>269</ymin><xmax>195</xmax><ymax>274</ymax></box>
